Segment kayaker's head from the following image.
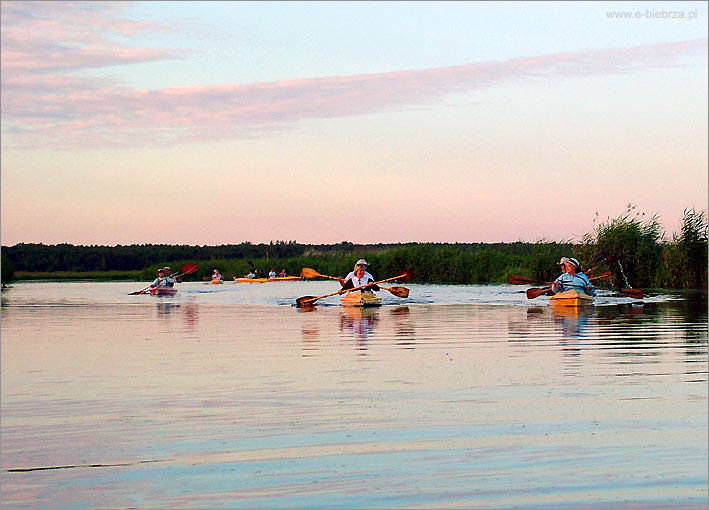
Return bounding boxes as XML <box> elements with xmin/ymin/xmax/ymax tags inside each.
<box><xmin>564</xmin><ymin>258</ymin><xmax>580</xmax><ymax>275</ymax></box>
<box><xmin>559</xmin><ymin>257</ymin><xmax>569</xmax><ymax>273</ymax></box>
<box><xmin>157</xmin><ymin>269</ymin><xmax>165</xmax><ymax>276</ymax></box>
<box><xmin>163</xmin><ymin>266</ymin><xmax>171</xmax><ymax>274</ymax></box>
<box><xmin>354</xmin><ymin>259</ymin><xmax>368</xmax><ymax>277</ymax></box>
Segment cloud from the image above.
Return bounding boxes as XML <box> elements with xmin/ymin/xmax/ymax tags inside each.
<box><xmin>1</xmin><ymin>2</ymin><xmax>706</xmax><ymax>149</ymax></box>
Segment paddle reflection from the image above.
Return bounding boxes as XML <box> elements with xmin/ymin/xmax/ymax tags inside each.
<box><xmin>390</xmin><ymin>306</ymin><xmax>417</xmax><ymax>348</ymax></box>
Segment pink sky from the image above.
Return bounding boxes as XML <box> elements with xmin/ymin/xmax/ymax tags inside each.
<box><xmin>1</xmin><ymin>2</ymin><xmax>707</xmax><ymax>246</ymax></box>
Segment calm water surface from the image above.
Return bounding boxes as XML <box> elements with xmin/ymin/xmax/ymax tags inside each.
<box><xmin>2</xmin><ymin>281</ymin><xmax>707</xmax><ymax>509</ymax></box>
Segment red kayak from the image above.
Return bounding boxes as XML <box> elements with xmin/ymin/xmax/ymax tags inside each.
<box><xmin>149</xmin><ymin>286</ymin><xmax>177</xmax><ymax>296</ymax></box>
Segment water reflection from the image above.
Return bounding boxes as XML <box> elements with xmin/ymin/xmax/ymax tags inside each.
<box><xmin>340</xmin><ymin>307</ymin><xmax>379</xmax><ymax>353</ymax></box>
<box><xmin>550</xmin><ymin>305</ymin><xmax>594</xmax><ymax>338</ymax></box>
<box><xmin>153</xmin><ymin>302</ymin><xmax>199</xmax><ymax>330</ymax></box>
<box><xmin>390</xmin><ymin>306</ymin><xmax>417</xmax><ymax>348</ymax></box>
<box><xmin>2</xmin><ymin>287</ymin><xmax>706</xmax><ymax>510</ymax></box>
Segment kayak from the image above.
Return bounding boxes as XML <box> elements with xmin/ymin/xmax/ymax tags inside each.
<box><xmin>210</xmin><ymin>279</ymin><xmax>223</xmax><ymax>284</ymax></box>
<box><xmin>549</xmin><ymin>289</ymin><xmax>594</xmax><ymax>307</ymax></box>
<box><xmin>341</xmin><ymin>291</ymin><xmax>382</xmax><ymax>307</ymax></box>
<box><xmin>234</xmin><ymin>278</ymin><xmax>269</xmax><ymax>283</ymax></box>
<box><xmin>150</xmin><ymin>286</ymin><xmax>177</xmax><ymax>296</ymax></box>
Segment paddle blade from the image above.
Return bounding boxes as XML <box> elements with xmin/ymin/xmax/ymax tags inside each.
<box><xmin>620</xmin><ymin>288</ymin><xmax>644</xmax><ymax>299</ymax></box>
<box><xmin>296</xmin><ymin>296</ymin><xmax>318</xmax><ymax>308</ymax></box>
<box><xmin>300</xmin><ymin>268</ymin><xmax>323</xmax><ymax>279</ymax></box>
<box><xmin>592</xmin><ymin>270</ymin><xmax>614</xmax><ymax>281</ymax></box>
<box><xmin>592</xmin><ymin>251</ymin><xmax>608</xmax><ymax>263</ymax></box>
<box><xmin>527</xmin><ymin>286</ymin><xmax>552</xmax><ymax>299</ymax></box>
<box><xmin>180</xmin><ymin>262</ymin><xmax>197</xmax><ymax>274</ymax></box>
<box><xmin>386</xmin><ymin>286</ymin><xmax>410</xmax><ymax>298</ymax></box>
<box><xmin>507</xmin><ymin>274</ymin><xmax>536</xmax><ymax>285</ymax></box>
<box><xmin>398</xmin><ymin>269</ymin><xmax>414</xmax><ymax>282</ymax></box>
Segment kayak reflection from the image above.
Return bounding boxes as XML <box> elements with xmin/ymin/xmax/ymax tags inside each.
<box><xmin>340</xmin><ymin>306</ymin><xmax>380</xmax><ymax>348</ymax></box>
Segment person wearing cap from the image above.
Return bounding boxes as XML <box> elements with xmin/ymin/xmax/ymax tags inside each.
<box><xmin>268</xmin><ymin>268</ymin><xmax>277</xmax><ymax>278</ymax></box>
<box><xmin>163</xmin><ymin>266</ymin><xmax>176</xmax><ymax>287</ymax></box>
<box><xmin>552</xmin><ymin>257</ymin><xmax>595</xmax><ymax>296</ymax></box>
<box><xmin>152</xmin><ymin>268</ymin><xmax>167</xmax><ymax>288</ymax></box>
<box><xmin>212</xmin><ymin>269</ymin><xmax>223</xmax><ymax>281</ymax></box>
<box><xmin>339</xmin><ymin>259</ymin><xmax>379</xmax><ymax>294</ymax></box>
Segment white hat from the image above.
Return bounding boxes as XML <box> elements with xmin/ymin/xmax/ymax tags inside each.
<box><xmin>355</xmin><ymin>258</ymin><xmax>369</xmax><ymax>267</ymax></box>
<box><xmin>559</xmin><ymin>257</ymin><xmax>569</xmax><ymax>265</ymax></box>
<box><xmin>567</xmin><ymin>258</ymin><xmax>580</xmax><ymax>268</ymax></box>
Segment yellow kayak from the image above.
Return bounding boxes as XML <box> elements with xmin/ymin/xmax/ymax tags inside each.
<box><xmin>549</xmin><ymin>289</ymin><xmax>594</xmax><ymax>307</ymax></box>
<box><xmin>341</xmin><ymin>291</ymin><xmax>382</xmax><ymax>307</ymax></box>
<box><xmin>210</xmin><ymin>279</ymin><xmax>223</xmax><ymax>284</ymax></box>
<box><xmin>234</xmin><ymin>278</ymin><xmax>269</xmax><ymax>283</ymax></box>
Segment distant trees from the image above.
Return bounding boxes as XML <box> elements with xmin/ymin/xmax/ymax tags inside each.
<box><xmin>3</xmin><ymin>208</ymin><xmax>706</xmax><ymax>289</ymax></box>
<box><xmin>1</xmin><ymin>254</ymin><xmax>15</xmax><ymax>285</ymax></box>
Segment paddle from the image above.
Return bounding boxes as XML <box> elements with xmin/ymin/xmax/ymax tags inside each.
<box><xmin>296</xmin><ymin>270</ymin><xmax>414</xmax><ymax>308</ymax></box>
<box><xmin>300</xmin><ymin>268</ymin><xmax>411</xmax><ymax>298</ymax></box>
<box><xmin>300</xmin><ymin>267</ymin><xmax>342</xmax><ymax>281</ymax></box>
<box><xmin>526</xmin><ymin>272</ymin><xmax>613</xmax><ymax>300</ymax></box>
<box><xmin>129</xmin><ymin>262</ymin><xmax>198</xmax><ymax>295</ymax></box>
<box><xmin>619</xmin><ymin>288</ymin><xmax>644</xmax><ymax>299</ymax></box>
<box><xmin>378</xmin><ymin>285</ymin><xmax>410</xmax><ymax>298</ymax></box>
<box><xmin>509</xmin><ymin>270</ymin><xmax>613</xmax><ymax>286</ymax></box>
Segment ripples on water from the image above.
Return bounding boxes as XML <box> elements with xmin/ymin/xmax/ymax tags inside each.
<box><xmin>1</xmin><ymin>282</ymin><xmax>707</xmax><ymax>509</ymax></box>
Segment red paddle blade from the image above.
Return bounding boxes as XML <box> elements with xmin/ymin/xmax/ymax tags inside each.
<box><xmin>399</xmin><ymin>269</ymin><xmax>414</xmax><ymax>282</ymax></box>
<box><xmin>620</xmin><ymin>288</ymin><xmax>644</xmax><ymax>299</ymax></box>
<box><xmin>508</xmin><ymin>274</ymin><xmax>535</xmax><ymax>285</ymax></box>
<box><xmin>180</xmin><ymin>262</ymin><xmax>197</xmax><ymax>274</ymax></box>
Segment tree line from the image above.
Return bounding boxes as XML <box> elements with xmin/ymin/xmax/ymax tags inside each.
<box><xmin>2</xmin><ymin>208</ymin><xmax>706</xmax><ymax>289</ymax></box>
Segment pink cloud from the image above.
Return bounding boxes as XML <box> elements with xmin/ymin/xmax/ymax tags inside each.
<box><xmin>1</xmin><ymin>1</ymin><xmax>706</xmax><ymax>149</ymax></box>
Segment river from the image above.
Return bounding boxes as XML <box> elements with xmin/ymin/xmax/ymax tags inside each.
<box><xmin>1</xmin><ymin>281</ymin><xmax>707</xmax><ymax>509</ymax></box>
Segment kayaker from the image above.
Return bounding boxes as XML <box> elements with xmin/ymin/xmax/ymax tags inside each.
<box><xmin>246</xmin><ymin>270</ymin><xmax>256</xmax><ymax>279</ymax></box>
<box><xmin>545</xmin><ymin>257</ymin><xmax>570</xmax><ymax>295</ymax></box>
<box><xmin>552</xmin><ymin>258</ymin><xmax>595</xmax><ymax>296</ymax></box>
<box><xmin>278</xmin><ymin>269</ymin><xmax>287</xmax><ymax>277</ymax></box>
<box><xmin>339</xmin><ymin>259</ymin><xmax>379</xmax><ymax>294</ymax></box>
<box><xmin>212</xmin><ymin>269</ymin><xmax>222</xmax><ymax>281</ymax></box>
<box><xmin>163</xmin><ymin>266</ymin><xmax>176</xmax><ymax>287</ymax></box>
<box><xmin>268</xmin><ymin>268</ymin><xmax>277</xmax><ymax>278</ymax></box>
<box><xmin>152</xmin><ymin>269</ymin><xmax>167</xmax><ymax>287</ymax></box>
